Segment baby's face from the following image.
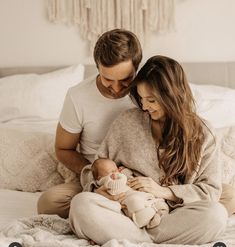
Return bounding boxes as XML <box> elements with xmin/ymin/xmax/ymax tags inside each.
<box><xmin>97</xmin><ymin>160</ymin><xmax>119</xmax><ymax>179</ymax></box>
<box><xmin>110</xmin><ymin>172</ymin><xmax>121</xmax><ymax>180</ymax></box>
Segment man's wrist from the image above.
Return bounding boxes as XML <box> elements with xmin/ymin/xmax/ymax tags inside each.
<box><xmin>75</xmin><ymin>159</ymin><xmax>90</xmax><ymax>175</ymax></box>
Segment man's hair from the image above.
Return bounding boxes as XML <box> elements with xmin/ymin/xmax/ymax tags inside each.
<box><xmin>93</xmin><ymin>29</ymin><xmax>142</xmax><ymax>71</ymax></box>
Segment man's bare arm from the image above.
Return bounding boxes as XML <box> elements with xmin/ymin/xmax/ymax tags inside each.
<box><xmin>55</xmin><ymin>123</ymin><xmax>90</xmax><ymax>175</ymax></box>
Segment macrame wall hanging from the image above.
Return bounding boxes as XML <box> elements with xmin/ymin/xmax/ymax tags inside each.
<box><xmin>47</xmin><ymin>0</ymin><xmax>175</xmax><ymax>51</ymax></box>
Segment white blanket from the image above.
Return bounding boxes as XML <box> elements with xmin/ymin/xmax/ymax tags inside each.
<box><xmin>1</xmin><ymin>214</ymin><xmax>235</xmax><ymax>247</ymax></box>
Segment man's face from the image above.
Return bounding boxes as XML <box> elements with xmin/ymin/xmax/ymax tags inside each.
<box><xmin>97</xmin><ymin>60</ymin><xmax>136</xmax><ymax>99</ymax></box>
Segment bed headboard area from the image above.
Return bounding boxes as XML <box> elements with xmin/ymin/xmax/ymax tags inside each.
<box><xmin>0</xmin><ymin>65</ymin><xmax>98</xmax><ymax>80</ymax></box>
<box><xmin>181</xmin><ymin>62</ymin><xmax>235</xmax><ymax>88</ymax></box>
<box><xmin>0</xmin><ymin>62</ymin><xmax>235</xmax><ymax>88</ymax></box>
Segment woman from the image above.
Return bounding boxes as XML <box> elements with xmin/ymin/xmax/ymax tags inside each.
<box><xmin>69</xmin><ymin>56</ymin><xmax>228</xmax><ymax>245</ymax></box>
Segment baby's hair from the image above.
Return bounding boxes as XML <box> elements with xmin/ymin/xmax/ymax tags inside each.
<box><xmin>92</xmin><ymin>158</ymin><xmax>108</xmax><ymax>180</ymax></box>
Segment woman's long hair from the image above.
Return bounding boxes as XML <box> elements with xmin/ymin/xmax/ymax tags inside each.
<box><xmin>130</xmin><ymin>55</ymin><xmax>206</xmax><ymax>185</ymax></box>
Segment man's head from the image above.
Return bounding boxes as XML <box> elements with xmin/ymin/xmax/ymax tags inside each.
<box><xmin>94</xmin><ymin>29</ymin><xmax>142</xmax><ymax>99</ymax></box>
<box><xmin>94</xmin><ymin>29</ymin><xmax>142</xmax><ymax>70</ymax></box>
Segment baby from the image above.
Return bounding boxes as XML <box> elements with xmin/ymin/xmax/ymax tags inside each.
<box><xmin>91</xmin><ymin>158</ymin><xmax>169</xmax><ymax>229</ymax></box>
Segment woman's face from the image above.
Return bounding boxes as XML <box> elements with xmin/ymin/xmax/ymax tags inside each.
<box><xmin>137</xmin><ymin>82</ymin><xmax>165</xmax><ymax>121</ymax></box>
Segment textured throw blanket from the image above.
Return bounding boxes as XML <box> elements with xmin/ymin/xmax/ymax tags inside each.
<box><xmin>217</xmin><ymin>126</ymin><xmax>235</xmax><ymax>186</ymax></box>
<box><xmin>1</xmin><ymin>214</ymin><xmax>235</xmax><ymax>247</ymax></box>
<box><xmin>0</xmin><ymin>129</ymin><xmax>63</xmax><ymax>192</ymax></box>
<box><xmin>0</xmin><ymin>128</ymin><xmax>80</xmax><ymax>192</ymax></box>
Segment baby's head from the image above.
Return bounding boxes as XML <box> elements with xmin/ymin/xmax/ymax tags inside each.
<box><xmin>92</xmin><ymin>158</ymin><xmax>119</xmax><ymax>180</ymax></box>
<box><xmin>92</xmin><ymin>158</ymin><xmax>128</xmax><ymax>194</ymax></box>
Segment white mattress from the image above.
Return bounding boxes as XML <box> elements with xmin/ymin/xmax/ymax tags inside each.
<box><xmin>0</xmin><ymin>189</ymin><xmax>41</xmax><ymax>231</ymax></box>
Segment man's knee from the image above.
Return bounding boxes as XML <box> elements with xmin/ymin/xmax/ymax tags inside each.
<box><xmin>37</xmin><ymin>189</ymin><xmax>71</xmax><ymax>218</ymax></box>
<box><xmin>37</xmin><ymin>182</ymin><xmax>80</xmax><ymax>218</ymax></box>
<box><xmin>37</xmin><ymin>189</ymin><xmax>61</xmax><ymax>213</ymax></box>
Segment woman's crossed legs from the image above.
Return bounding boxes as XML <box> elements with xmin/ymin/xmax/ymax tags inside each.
<box><xmin>69</xmin><ymin>192</ymin><xmax>228</xmax><ymax>245</ymax></box>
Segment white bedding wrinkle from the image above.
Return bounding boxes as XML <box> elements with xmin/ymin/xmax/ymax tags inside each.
<box><xmin>0</xmin><ymin>189</ymin><xmax>41</xmax><ymax>231</ymax></box>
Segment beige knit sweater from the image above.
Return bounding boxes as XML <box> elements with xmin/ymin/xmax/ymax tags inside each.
<box><xmin>81</xmin><ymin>108</ymin><xmax>222</xmax><ymax>207</ymax></box>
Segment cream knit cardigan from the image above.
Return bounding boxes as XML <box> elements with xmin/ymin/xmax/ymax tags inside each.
<box><xmin>81</xmin><ymin>108</ymin><xmax>222</xmax><ymax>207</ymax></box>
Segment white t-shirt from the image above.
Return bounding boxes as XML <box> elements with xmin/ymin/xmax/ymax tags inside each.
<box><xmin>59</xmin><ymin>75</ymin><xmax>135</xmax><ymax>162</ymax></box>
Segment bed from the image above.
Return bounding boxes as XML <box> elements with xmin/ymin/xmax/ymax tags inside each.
<box><xmin>0</xmin><ymin>62</ymin><xmax>235</xmax><ymax>247</ymax></box>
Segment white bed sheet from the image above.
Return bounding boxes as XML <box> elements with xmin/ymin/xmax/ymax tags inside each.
<box><xmin>0</xmin><ymin>189</ymin><xmax>41</xmax><ymax>231</ymax></box>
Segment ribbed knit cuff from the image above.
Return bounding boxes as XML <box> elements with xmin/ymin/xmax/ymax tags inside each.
<box><xmin>95</xmin><ymin>172</ymin><xmax>128</xmax><ymax>195</ymax></box>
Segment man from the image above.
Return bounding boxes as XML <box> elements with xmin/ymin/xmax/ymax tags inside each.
<box><xmin>37</xmin><ymin>29</ymin><xmax>142</xmax><ymax>218</ymax></box>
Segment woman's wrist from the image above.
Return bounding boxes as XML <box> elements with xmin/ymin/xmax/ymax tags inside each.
<box><xmin>159</xmin><ymin>186</ymin><xmax>178</xmax><ymax>202</ymax></box>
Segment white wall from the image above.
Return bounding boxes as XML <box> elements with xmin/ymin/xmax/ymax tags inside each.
<box><xmin>0</xmin><ymin>0</ymin><xmax>235</xmax><ymax>67</ymax></box>
<box><xmin>0</xmin><ymin>0</ymin><xmax>87</xmax><ymax>67</ymax></box>
<box><xmin>144</xmin><ymin>0</ymin><xmax>235</xmax><ymax>63</ymax></box>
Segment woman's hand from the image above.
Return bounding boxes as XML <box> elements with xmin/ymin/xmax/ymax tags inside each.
<box><xmin>128</xmin><ymin>176</ymin><xmax>179</xmax><ymax>201</ymax></box>
<box><xmin>94</xmin><ymin>185</ymin><xmax>126</xmax><ymax>203</ymax></box>
<box><xmin>127</xmin><ymin>176</ymin><xmax>163</xmax><ymax>197</ymax></box>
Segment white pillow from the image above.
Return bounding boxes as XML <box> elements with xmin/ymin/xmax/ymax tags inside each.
<box><xmin>0</xmin><ymin>128</ymin><xmax>64</xmax><ymax>192</ymax></box>
<box><xmin>0</xmin><ymin>64</ymin><xmax>84</xmax><ymax>121</ymax></box>
<box><xmin>190</xmin><ymin>83</ymin><xmax>235</xmax><ymax>128</ymax></box>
